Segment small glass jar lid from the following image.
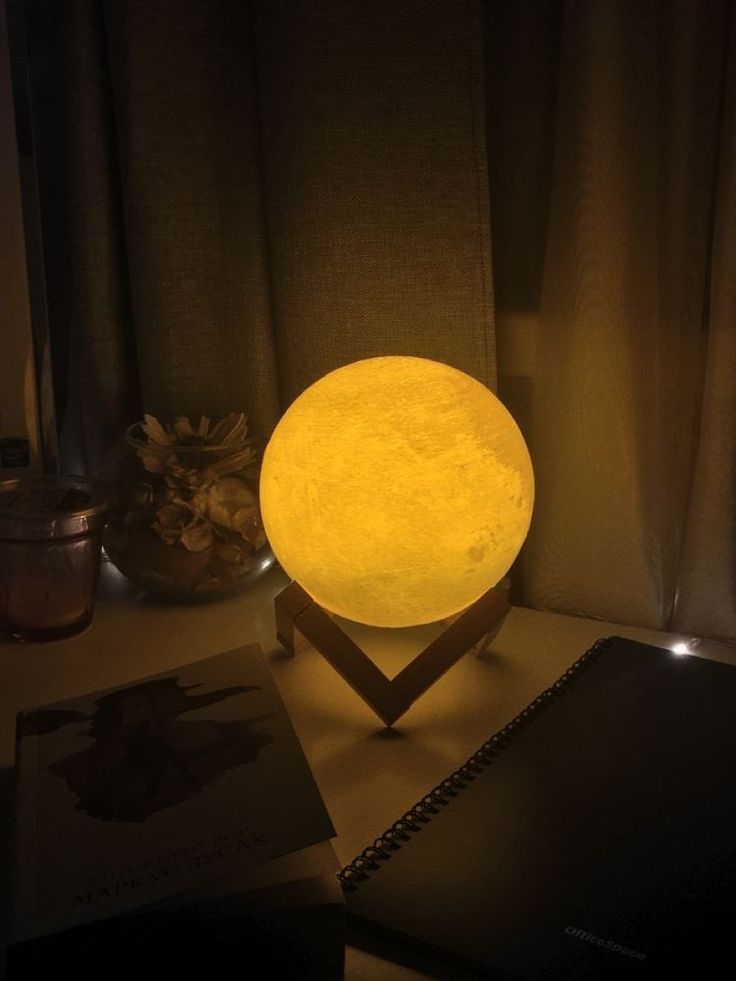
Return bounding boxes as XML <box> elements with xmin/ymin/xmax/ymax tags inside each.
<box><xmin>0</xmin><ymin>474</ymin><xmax>112</xmax><ymax>541</ymax></box>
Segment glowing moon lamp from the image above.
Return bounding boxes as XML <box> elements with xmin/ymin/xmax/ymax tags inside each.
<box><xmin>260</xmin><ymin>356</ymin><xmax>534</xmax><ymax>628</ymax></box>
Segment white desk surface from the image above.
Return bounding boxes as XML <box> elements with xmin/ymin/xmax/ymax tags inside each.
<box><xmin>2</xmin><ymin>562</ymin><xmax>734</xmax><ymax>979</ymax></box>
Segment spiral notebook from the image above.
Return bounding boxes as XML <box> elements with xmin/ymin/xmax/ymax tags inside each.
<box><xmin>340</xmin><ymin>636</ymin><xmax>736</xmax><ymax>980</ymax></box>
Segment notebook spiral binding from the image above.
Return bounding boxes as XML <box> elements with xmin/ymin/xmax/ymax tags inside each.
<box><xmin>338</xmin><ymin>636</ymin><xmax>615</xmax><ymax>893</ymax></box>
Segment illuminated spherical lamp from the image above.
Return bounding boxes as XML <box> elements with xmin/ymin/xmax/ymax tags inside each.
<box><xmin>260</xmin><ymin>356</ymin><xmax>534</xmax><ymax>628</ymax></box>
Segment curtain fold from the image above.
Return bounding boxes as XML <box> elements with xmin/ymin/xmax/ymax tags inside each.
<box><xmin>102</xmin><ymin>0</ymin><xmax>281</xmax><ymax>443</ymax></box>
<box><xmin>253</xmin><ymin>0</ymin><xmax>495</xmax><ymax>405</ymax></box>
<box><xmin>24</xmin><ymin>0</ymin><xmax>141</xmax><ymax>470</ymax></box>
<box><xmin>673</xmin><ymin>6</ymin><xmax>736</xmax><ymax>640</ymax></box>
<box><xmin>486</xmin><ymin>0</ymin><xmax>734</xmax><ymax>635</ymax></box>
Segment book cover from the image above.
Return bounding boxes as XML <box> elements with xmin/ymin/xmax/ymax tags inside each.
<box><xmin>342</xmin><ymin>637</ymin><xmax>736</xmax><ymax>979</ymax></box>
<box><xmin>6</xmin><ymin>842</ymin><xmax>346</xmax><ymax>981</ymax></box>
<box><xmin>10</xmin><ymin>643</ymin><xmax>335</xmax><ymax>942</ymax></box>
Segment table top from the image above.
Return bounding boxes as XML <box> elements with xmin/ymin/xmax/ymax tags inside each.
<box><xmin>3</xmin><ymin>561</ymin><xmax>734</xmax><ymax>979</ymax></box>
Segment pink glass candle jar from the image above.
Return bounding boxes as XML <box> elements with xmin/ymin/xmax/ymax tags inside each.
<box><xmin>0</xmin><ymin>475</ymin><xmax>112</xmax><ymax>642</ymax></box>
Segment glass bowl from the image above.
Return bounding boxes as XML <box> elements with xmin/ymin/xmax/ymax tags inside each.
<box><xmin>104</xmin><ymin>418</ymin><xmax>274</xmax><ymax>602</ymax></box>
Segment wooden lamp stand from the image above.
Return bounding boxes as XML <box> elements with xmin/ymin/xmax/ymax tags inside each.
<box><xmin>274</xmin><ymin>579</ymin><xmax>510</xmax><ymax>726</ymax></box>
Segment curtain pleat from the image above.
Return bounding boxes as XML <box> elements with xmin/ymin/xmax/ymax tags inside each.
<box><xmin>26</xmin><ymin>0</ymin><xmax>140</xmax><ymax>470</ymax></box>
<box><xmin>252</xmin><ymin>0</ymin><xmax>495</xmax><ymax>404</ymax></box>
<box><xmin>101</xmin><ymin>0</ymin><xmax>281</xmax><ymax>443</ymax></box>
<box><xmin>487</xmin><ymin>0</ymin><xmax>731</xmax><ymax>632</ymax></box>
<box><xmin>673</xmin><ymin>7</ymin><xmax>736</xmax><ymax>641</ymax></box>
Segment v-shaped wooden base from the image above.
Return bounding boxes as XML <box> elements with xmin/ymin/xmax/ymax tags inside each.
<box><xmin>274</xmin><ymin>580</ymin><xmax>510</xmax><ymax>726</ymax></box>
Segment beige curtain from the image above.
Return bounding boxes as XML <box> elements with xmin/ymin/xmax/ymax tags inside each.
<box><xmin>486</xmin><ymin>0</ymin><xmax>736</xmax><ymax>639</ymax></box>
<box><xmin>674</xmin><ymin>5</ymin><xmax>736</xmax><ymax>640</ymax></box>
<box><xmin>23</xmin><ymin>0</ymin><xmax>736</xmax><ymax>639</ymax></box>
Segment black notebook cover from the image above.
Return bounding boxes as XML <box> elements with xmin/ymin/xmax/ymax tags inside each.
<box><xmin>340</xmin><ymin>637</ymin><xmax>736</xmax><ymax>980</ymax></box>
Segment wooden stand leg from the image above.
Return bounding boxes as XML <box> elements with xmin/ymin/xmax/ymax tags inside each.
<box><xmin>274</xmin><ymin>581</ymin><xmax>510</xmax><ymax>727</ymax></box>
<box><xmin>274</xmin><ymin>581</ymin><xmax>313</xmax><ymax>656</ymax></box>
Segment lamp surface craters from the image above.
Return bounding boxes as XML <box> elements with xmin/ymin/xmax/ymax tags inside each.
<box><xmin>260</xmin><ymin>356</ymin><xmax>534</xmax><ymax>627</ymax></box>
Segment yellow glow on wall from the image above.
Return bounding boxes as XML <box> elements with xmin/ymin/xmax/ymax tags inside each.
<box><xmin>260</xmin><ymin>356</ymin><xmax>534</xmax><ymax>627</ymax></box>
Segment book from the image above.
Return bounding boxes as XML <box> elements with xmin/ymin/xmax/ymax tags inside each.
<box><xmin>340</xmin><ymin>636</ymin><xmax>736</xmax><ymax>980</ymax></box>
<box><xmin>5</xmin><ymin>841</ymin><xmax>346</xmax><ymax>980</ymax></box>
<box><xmin>9</xmin><ymin>643</ymin><xmax>336</xmax><ymax>943</ymax></box>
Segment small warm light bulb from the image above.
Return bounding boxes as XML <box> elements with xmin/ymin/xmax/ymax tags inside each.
<box><xmin>260</xmin><ymin>356</ymin><xmax>534</xmax><ymax>627</ymax></box>
<box><xmin>671</xmin><ymin>642</ymin><xmax>690</xmax><ymax>656</ymax></box>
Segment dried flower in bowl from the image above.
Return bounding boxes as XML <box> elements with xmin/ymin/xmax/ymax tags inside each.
<box><xmin>104</xmin><ymin>413</ymin><xmax>274</xmax><ymax>600</ymax></box>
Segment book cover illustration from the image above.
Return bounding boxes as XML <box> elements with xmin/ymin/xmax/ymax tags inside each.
<box><xmin>12</xmin><ymin>643</ymin><xmax>335</xmax><ymax>942</ymax></box>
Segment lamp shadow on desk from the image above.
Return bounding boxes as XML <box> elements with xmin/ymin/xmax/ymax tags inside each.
<box><xmin>311</xmin><ymin>731</ymin><xmax>461</xmax><ymax>806</ymax></box>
